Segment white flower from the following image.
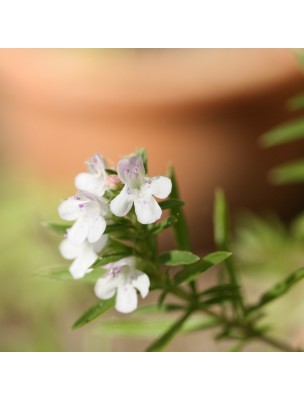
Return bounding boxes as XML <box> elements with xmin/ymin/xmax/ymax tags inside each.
<box><xmin>58</xmin><ymin>191</ymin><xmax>108</xmax><ymax>246</ymax></box>
<box><xmin>94</xmin><ymin>256</ymin><xmax>150</xmax><ymax>313</ymax></box>
<box><xmin>59</xmin><ymin>235</ymin><xmax>108</xmax><ymax>279</ymax></box>
<box><xmin>75</xmin><ymin>153</ymin><xmax>107</xmax><ymax>198</ymax></box>
<box><xmin>110</xmin><ymin>155</ymin><xmax>172</xmax><ymax>224</ymax></box>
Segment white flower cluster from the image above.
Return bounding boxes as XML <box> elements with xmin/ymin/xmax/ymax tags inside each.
<box><xmin>58</xmin><ymin>153</ymin><xmax>172</xmax><ymax>313</ymax></box>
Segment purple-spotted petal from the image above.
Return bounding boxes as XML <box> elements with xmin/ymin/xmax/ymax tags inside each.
<box><xmin>117</xmin><ymin>155</ymin><xmax>145</xmax><ymax>188</ymax></box>
<box><xmin>110</xmin><ymin>186</ymin><xmax>133</xmax><ymax>217</ymax></box>
<box><xmin>134</xmin><ymin>196</ymin><xmax>162</xmax><ymax>224</ymax></box>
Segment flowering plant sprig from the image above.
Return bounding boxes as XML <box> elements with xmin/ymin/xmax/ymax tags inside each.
<box><xmin>45</xmin><ymin>149</ymin><xmax>304</xmax><ymax>351</ymax></box>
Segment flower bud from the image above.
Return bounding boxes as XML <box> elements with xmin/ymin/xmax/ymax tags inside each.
<box><xmin>106</xmin><ymin>174</ymin><xmax>123</xmax><ymax>190</ymax></box>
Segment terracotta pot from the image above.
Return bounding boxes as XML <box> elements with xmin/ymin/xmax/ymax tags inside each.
<box><xmin>0</xmin><ymin>49</ymin><xmax>303</xmax><ymax>249</ymax></box>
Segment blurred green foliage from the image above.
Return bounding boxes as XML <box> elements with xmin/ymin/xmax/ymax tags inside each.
<box><xmin>260</xmin><ymin>50</ymin><xmax>304</xmax><ymax>185</ymax></box>
<box><xmin>232</xmin><ymin>211</ymin><xmax>304</xmax><ymax>341</ymax></box>
<box><xmin>233</xmin><ymin>212</ymin><xmax>304</xmax><ymax>276</ymax></box>
<box><xmin>0</xmin><ymin>173</ymin><xmax>100</xmax><ymax>351</ymax></box>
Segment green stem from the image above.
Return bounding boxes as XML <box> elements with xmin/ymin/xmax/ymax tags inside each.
<box><xmin>200</xmin><ymin>308</ymin><xmax>297</xmax><ymax>352</ymax></box>
<box><xmin>170</xmin><ymin>286</ymin><xmax>192</xmax><ymax>302</ymax></box>
<box><xmin>224</xmin><ymin>256</ymin><xmax>245</xmax><ymax>317</ymax></box>
<box><xmin>251</xmin><ymin>331</ymin><xmax>297</xmax><ymax>352</ymax></box>
<box><xmin>146</xmin><ymin>309</ymin><xmax>193</xmax><ymax>352</ymax></box>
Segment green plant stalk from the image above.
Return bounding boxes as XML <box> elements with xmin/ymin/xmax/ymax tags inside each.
<box><xmin>156</xmin><ymin>280</ymin><xmax>297</xmax><ymax>352</ymax></box>
<box><xmin>214</xmin><ymin>189</ymin><xmax>245</xmax><ymax>318</ymax></box>
<box><xmin>167</xmin><ymin>165</ymin><xmax>198</xmax><ymax>296</ymax></box>
<box><xmin>69</xmin><ymin>207</ymin><xmax>298</xmax><ymax>352</ymax></box>
<box><xmin>199</xmin><ymin>307</ymin><xmax>296</xmax><ymax>352</ymax></box>
<box><xmin>138</xmin><ymin>218</ymin><xmax>295</xmax><ymax>352</ymax></box>
<box><xmin>224</xmin><ymin>256</ymin><xmax>245</xmax><ymax>317</ymax></box>
<box><xmin>73</xmin><ymin>195</ymin><xmax>298</xmax><ymax>352</ymax></box>
<box><xmin>146</xmin><ymin>310</ymin><xmax>193</xmax><ymax>352</ymax></box>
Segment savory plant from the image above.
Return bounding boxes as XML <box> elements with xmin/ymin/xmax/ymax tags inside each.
<box><xmin>45</xmin><ymin>149</ymin><xmax>304</xmax><ymax>351</ymax></box>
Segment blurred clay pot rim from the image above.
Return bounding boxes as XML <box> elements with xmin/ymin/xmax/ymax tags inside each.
<box><xmin>0</xmin><ymin>48</ymin><xmax>302</xmax><ymax>116</ymax></box>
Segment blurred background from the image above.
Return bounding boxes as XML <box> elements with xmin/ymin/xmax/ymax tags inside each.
<box><xmin>1</xmin><ymin>48</ymin><xmax>304</xmax><ymax>351</ymax></box>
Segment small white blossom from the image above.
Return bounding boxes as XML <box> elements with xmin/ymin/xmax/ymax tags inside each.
<box><xmin>75</xmin><ymin>153</ymin><xmax>107</xmax><ymax>198</ymax></box>
<box><xmin>60</xmin><ymin>235</ymin><xmax>108</xmax><ymax>279</ymax></box>
<box><xmin>94</xmin><ymin>256</ymin><xmax>150</xmax><ymax>313</ymax></box>
<box><xmin>110</xmin><ymin>155</ymin><xmax>172</xmax><ymax>224</ymax></box>
<box><xmin>58</xmin><ymin>191</ymin><xmax>108</xmax><ymax>246</ymax></box>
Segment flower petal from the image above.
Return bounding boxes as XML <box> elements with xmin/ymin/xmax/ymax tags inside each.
<box><xmin>134</xmin><ymin>196</ymin><xmax>162</xmax><ymax>224</ymax></box>
<box><xmin>67</xmin><ymin>218</ymin><xmax>89</xmax><ymax>246</ymax></box>
<box><xmin>58</xmin><ymin>197</ymin><xmax>82</xmax><ymax>221</ymax></box>
<box><xmin>86</xmin><ymin>153</ymin><xmax>107</xmax><ymax>175</ymax></box>
<box><xmin>95</xmin><ymin>275</ymin><xmax>119</xmax><ymax>300</ymax></box>
<box><xmin>59</xmin><ymin>239</ymin><xmax>80</xmax><ymax>260</ymax></box>
<box><xmin>69</xmin><ymin>244</ymin><xmax>98</xmax><ymax>279</ymax></box>
<box><xmin>150</xmin><ymin>176</ymin><xmax>172</xmax><ymax>199</ymax></box>
<box><xmin>110</xmin><ymin>186</ymin><xmax>133</xmax><ymax>217</ymax></box>
<box><xmin>87</xmin><ymin>216</ymin><xmax>106</xmax><ymax>243</ymax></box>
<box><xmin>116</xmin><ymin>285</ymin><xmax>138</xmax><ymax>313</ymax></box>
<box><xmin>116</xmin><ymin>256</ymin><xmax>136</xmax><ymax>269</ymax></box>
<box><xmin>75</xmin><ymin>173</ymin><xmax>106</xmax><ymax>198</ymax></box>
<box><xmin>92</xmin><ymin>234</ymin><xmax>108</xmax><ymax>253</ymax></box>
<box><xmin>117</xmin><ymin>155</ymin><xmax>145</xmax><ymax>188</ymax></box>
<box><xmin>132</xmin><ymin>271</ymin><xmax>150</xmax><ymax>298</ymax></box>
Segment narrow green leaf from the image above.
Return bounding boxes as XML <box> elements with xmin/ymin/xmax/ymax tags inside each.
<box><xmin>158</xmin><ymin>198</ymin><xmax>185</xmax><ymax>210</ymax></box>
<box><xmin>158</xmin><ymin>291</ymin><xmax>169</xmax><ymax>307</ymax></box>
<box><xmin>136</xmin><ymin>148</ymin><xmax>148</xmax><ymax>172</ymax></box>
<box><xmin>146</xmin><ymin>311</ymin><xmax>192</xmax><ymax>352</ymax></box>
<box><xmin>213</xmin><ymin>189</ymin><xmax>244</xmax><ymax>314</ymax></box>
<box><xmin>36</xmin><ymin>266</ymin><xmax>73</xmax><ymax>281</ymax></box>
<box><xmin>198</xmin><ymin>295</ymin><xmax>238</xmax><ymax>307</ymax></box>
<box><xmin>269</xmin><ymin>159</ymin><xmax>304</xmax><ymax>184</ymax></box>
<box><xmin>43</xmin><ymin>221</ymin><xmax>72</xmax><ymax>234</ymax></box>
<box><xmin>96</xmin><ymin>315</ymin><xmax>217</xmax><ymax>339</ymax></box>
<box><xmin>72</xmin><ymin>298</ymin><xmax>115</xmax><ymax>330</ymax></box>
<box><xmin>287</xmin><ymin>93</ymin><xmax>304</xmax><ymax>111</ymax></box>
<box><xmin>260</xmin><ymin>117</ymin><xmax>304</xmax><ymax>148</ymax></box>
<box><xmin>99</xmin><ymin>318</ymin><xmax>175</xmax><ymax>338</ymax></box>
<box><xmin>150</xmin><ymin>216</ymin><xmax>177</xmax><ymax>234</ymax></box>
<box><xmin>45</xmin><ymin>220</ymin><xmax>133</xmax><ymax>236</ymax></box>
<box><xmin>214</xmin><ymin>189</ymin><xmax>229</xmax><ymax>249</ymax></box>
<box><xmin>201</xmin><ymin>284</ymin><xmax>239</xmax><ymax>297</ymax></box>
<box><xmin>248</xmin><ymin>267</ymin><xmax>304</xmax><ymax>313</ymax></box>
<box><xmin>168</xmin><ymin>165</ymin><xmax>190</xmax><ymax>250</ymax></box>
<box><xmin>174</xmin><ymin>251</ymin><xmax>232</xmax><ymax>285</ymax></box>
<box><xmin>183</xmin><ymin>318</ymin><xmax>221</xmax><ymax>333</ymax></box>
<box><xmin>157</xmin><ymin>250</ymin><xmax>200</xmax><ymax>266</ymax></box>
<box><xmin>36</xmin><ymin>266</ymin><xmax>106</xmax><ymax>283</ymax></box>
